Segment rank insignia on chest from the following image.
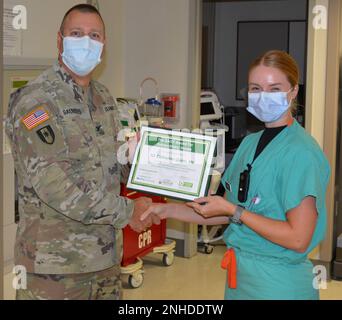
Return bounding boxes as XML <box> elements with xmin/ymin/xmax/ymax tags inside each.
<box><xmin>22</xmin><ymin>107</ymin><xmax>49</xmax><ymax>130</ymax></box>
<box><xmin>95</xmin><ymin>124</ymin><xmax>105</xmax><ymax>136</ymax></box>
<box><xmin>36</xmin><ymin>125</ymin><xmax>55</xmax><ymax>145</ymax></box>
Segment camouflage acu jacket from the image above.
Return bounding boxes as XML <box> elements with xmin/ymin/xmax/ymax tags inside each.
<box><xmin>5</xmin><ymin>62</ymin><xmax>134</xmax><ymax>274</ymax></box>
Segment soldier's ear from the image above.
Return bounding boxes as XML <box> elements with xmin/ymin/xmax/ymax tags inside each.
<box><xmin>57</xmin><ymin>31</ymin><xmax>63</xmax><ymax>55</ymax></box>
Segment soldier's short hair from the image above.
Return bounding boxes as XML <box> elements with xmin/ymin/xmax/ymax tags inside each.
<box><xmin>60</xmin><ymin>3</ymin><xmax>105</xmax><ymax>34</ymax></box>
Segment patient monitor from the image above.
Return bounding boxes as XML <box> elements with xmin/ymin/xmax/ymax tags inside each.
<box><xmin>200</xmin><ymin>90</ymin><xmax>224</xmax><ymax>128</ymax></box>
<box><xmin>197</xmin><ymin>91</ymin><xmax>228</xmax><ymax>254</ymax></box>
<box><xmin>199</xmin><ymin>90</ymin><xmax>228</xmax><ymax>174</ymax></box>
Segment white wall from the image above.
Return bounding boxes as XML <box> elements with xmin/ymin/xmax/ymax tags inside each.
<box><xmin>202</xmin><ymin>1</ymin><xmax>216</xmax><ymax>88</ymax></box>
<box><xmin>122</xmin><ymin>0</ymin><xmax>192</xmax><ymax>129</ymax></box>
<box><xmin>305</xmin><ymin>0</ymin><xmax>329</xmax><ymax>261</ymax></box>
<box><xmin>97</xmin><ymin>0</ymin><xmax>193</xmax><ymax>128</ymax></box>
<box><xmin>305</xmin><ymin>0</ymin><xmax>328</xmax><ymax>148</ymax></box>
<box><xmin>213</xmin><ymin>0</ymin><xmax>307</xmax><ymax>107</ymax></box>
<box><xmin>94</xmin><ymin>0</ymin><xmax>124</xmax><ymax>97</ymax></box>
<box><xmin>4</xmin><ymin>0</ymin><xmax>83</xmax><ymax>59</ymax></box>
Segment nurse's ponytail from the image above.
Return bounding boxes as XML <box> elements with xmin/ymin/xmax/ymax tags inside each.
<box><xmin>249</xmin><ymin>50</ymin><xmax>300</xmax><ymax>114</ymax></box>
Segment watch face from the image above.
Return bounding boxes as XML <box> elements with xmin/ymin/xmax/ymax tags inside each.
<box><xmin>232</xmin><ymin>218</ymin><xmax>242</xmax><ymax>225</ymax></box>
<box><xmin>232</xmin><ymin>205</ymin><xmax>244</xmax><ymax>225</ymax></box>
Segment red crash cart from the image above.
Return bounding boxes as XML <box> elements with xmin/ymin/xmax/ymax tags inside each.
<box><xmin>120</xmin><ymin>184</ymin><xmax>176</xmax><ymax>288</ymax></box>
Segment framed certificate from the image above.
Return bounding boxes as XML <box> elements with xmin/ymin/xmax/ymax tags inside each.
<box><xmin>127</xmin><ymin>127</ymin><xmax>217</xmax><ymax>201</ymax></box>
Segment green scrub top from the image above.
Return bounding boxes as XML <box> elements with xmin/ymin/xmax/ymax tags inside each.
<box><xmin>221</xmin><ymin>120</ymin><xmax>330</xmax><ymax>300</ymax></box>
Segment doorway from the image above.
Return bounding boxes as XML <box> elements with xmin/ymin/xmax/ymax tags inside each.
<box><xmin>201</xmin><ymin>0</ymin><xmax>308</xmax><ymax>154</ymax></box>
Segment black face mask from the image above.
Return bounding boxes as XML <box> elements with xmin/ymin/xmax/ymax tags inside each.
<box><xmin>238</xmin><ymin>164</ymin><xmax>252</xmax><ymax>203</ymax></box>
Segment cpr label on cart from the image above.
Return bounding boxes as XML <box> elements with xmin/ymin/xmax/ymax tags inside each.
<box><xmin>138</xmin><ymin>230</ymin><xmax>152</xmax><ymax>248</ymax></box>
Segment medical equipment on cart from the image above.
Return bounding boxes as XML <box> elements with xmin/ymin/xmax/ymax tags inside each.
<box><xmin>197</xmin><ymin>91</ymin><xmax>229</xmax><ymax>254</ymax></box>
<box><xmin>138</xmin><ymin>77</ymin><xmax>164</xmax><ymax>127</ymax></box>
<box><xmin>199</xmin><ymin>90</ymin><xmax>228</xmax><ymax>174</ymax></box>
<box><xmin>200</xmin><ymin>90</ymin><xmax>225</xmax><ymax>128</ymax></box>
<box><xmin>196</xmin><ymin>170</ymin><xmax>227</xmax><ymax>254</ymax></box>
<box><xmin>116</xmin><ymin>98</ymin><xmax>141</xmax><ymax>129</ymax></box>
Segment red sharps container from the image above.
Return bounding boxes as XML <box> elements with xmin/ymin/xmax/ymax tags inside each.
<box><xmin>162</xmin><ymin>94</ymin><xmax>179</xmax><ymax>120</ymax></box>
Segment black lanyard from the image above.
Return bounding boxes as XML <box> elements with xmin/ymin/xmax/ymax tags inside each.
<box><xmin>237</xmin><ymin>125</ymin><xmax>287</xmax><ymax>203</ymax></box>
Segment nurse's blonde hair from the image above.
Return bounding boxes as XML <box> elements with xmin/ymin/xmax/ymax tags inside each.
<box><xmin>248</xmin><ymin>50</ymin><xmax>300</xmax><ymax>113</ymax></box>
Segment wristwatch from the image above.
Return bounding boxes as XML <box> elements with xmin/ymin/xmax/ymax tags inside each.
<box><xmin>230</xmin><ymin>205</ymin><xmax>245</xmax><ymax>225</ymax></box>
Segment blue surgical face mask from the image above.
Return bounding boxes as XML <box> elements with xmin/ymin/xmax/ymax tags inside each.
<box><xmin>247</xmin><ymin>90</ymin><xmax>292</xmax><ymax>123</ymax></box>
<box><xmin>61</xmin><ymin>36</ymin><xmax>104</xmax><ymax>76</ymax></box>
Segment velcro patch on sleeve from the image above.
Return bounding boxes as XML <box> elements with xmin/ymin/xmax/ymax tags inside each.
<box><xmin>22</xmin><ymin>107</ymin><xmax>50</xmax><ymax>130</ymax></box>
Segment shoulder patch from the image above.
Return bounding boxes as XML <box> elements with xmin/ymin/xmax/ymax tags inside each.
<box><xmin>36</xmin><ymin>125</ymin><xmax>55</xmax><ymax>144</ymax></box>
<box><xmin>22</xmin><ymin>107</ymin><xmax>50</xmax><ymax>130</ymax></box>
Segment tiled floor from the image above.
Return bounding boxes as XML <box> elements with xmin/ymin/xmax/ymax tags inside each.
<box><xmin>122</xmin><ymin>245</ymin><xmax>342</xmax><ymax>300</ymax></box>
<box><xmin>3</xmin><ymin>245</ymin><xmax>342</xmax><ymax>300</ymax></box>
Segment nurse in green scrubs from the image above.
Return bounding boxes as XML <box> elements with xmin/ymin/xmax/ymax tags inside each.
<box><xmin>140</xmin><ymin>50</ymin><xmax>330</xmax><ymax>300</ymax></box>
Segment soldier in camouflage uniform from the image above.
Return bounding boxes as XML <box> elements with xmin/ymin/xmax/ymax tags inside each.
<box><xmin>5</xmin><ymin>4</ymin><xmax>157</xmax><ymax>300</ymax></box>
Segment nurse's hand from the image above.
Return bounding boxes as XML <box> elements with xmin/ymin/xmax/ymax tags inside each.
<box><xmin>186</xmin><ymin>196</ymin><xmax>235</xmax><ymax>218</ymax></box>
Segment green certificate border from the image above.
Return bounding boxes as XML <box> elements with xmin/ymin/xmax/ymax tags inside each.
<box><xmin>127</xmin><ymin>127</ymin><xmax>216</xmax><ymax>200</ymax></box>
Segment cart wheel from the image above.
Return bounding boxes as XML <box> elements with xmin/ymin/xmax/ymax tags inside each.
<box><xmin>128</xmin><ymin>273</ymin><xmax>144</xmax><ymax>288</ymax></box>
<box><xmin>204</xmin><ymin>245</ymin><xmax>214</xmax><ymax>254</ymax></box>
<box><xmin>162</xmin><ymin>252</ymin><xmax>175</xmax><ymax>266</ymax></box>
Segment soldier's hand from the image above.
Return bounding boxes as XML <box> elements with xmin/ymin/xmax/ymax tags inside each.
<box><xmin>129</xmin><ymin>197</ymin><xmax>160</xmax><ymax>233</ymax></box>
